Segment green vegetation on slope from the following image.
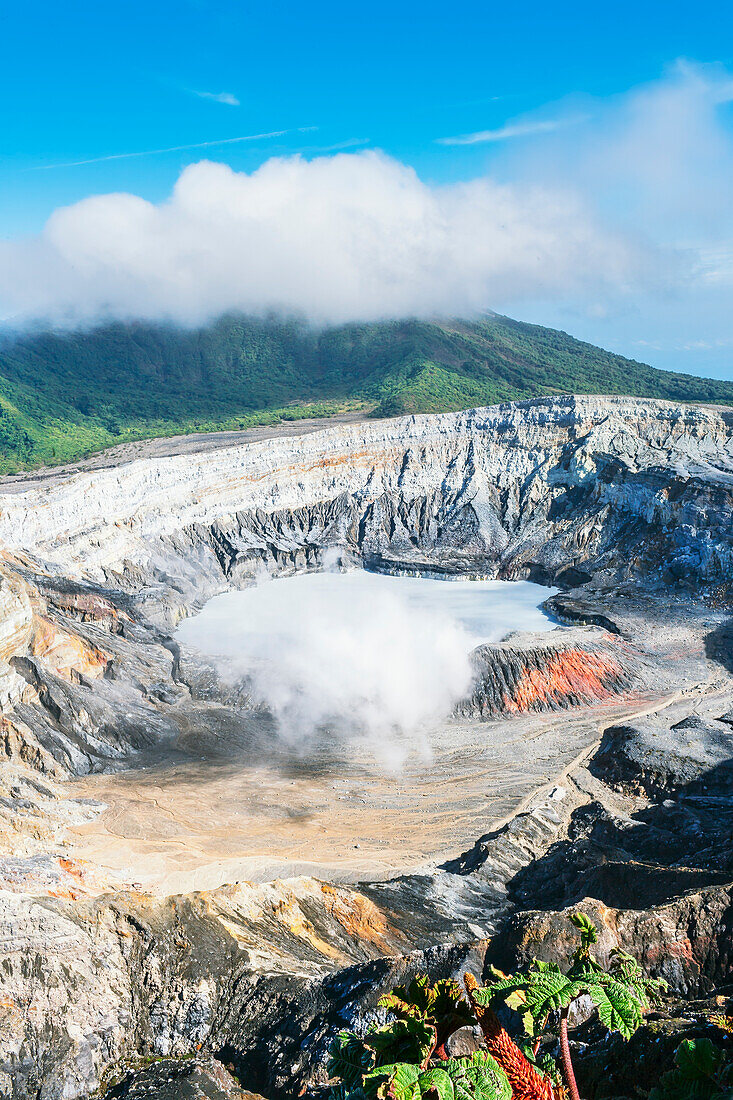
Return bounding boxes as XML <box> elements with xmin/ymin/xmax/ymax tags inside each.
<box><xmin>1</xmin><ymin>313</ymin><xmax>732</xmax><ymax>473</ymax></box>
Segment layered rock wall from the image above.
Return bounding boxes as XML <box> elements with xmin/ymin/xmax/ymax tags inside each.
<box><xmin>0</xmin><ymin>397</ymin><xmax>730</xmax><ymax>591</ymax></box>
<box><xmin>456</xmin><ymin>628</ymin><xmax>651</xmax><ymax>718</ymax></box>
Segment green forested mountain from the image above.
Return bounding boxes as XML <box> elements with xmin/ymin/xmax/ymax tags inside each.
<box><xmin>0</xmin><ymin>312</ymin><xmax>731</xmax><ymax>473</ymax></box>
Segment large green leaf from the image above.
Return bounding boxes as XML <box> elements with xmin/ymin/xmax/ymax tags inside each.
<box><xmin>379</xmin><ymin>976</ymin><xmax>475</xmax><ymax>1045</ymax></box>
<box><xmin>328</xmin><ymin>1031</ymin><xmax>375</xmax><ymax>1086</ymax></box>
<box><xmin>364</xmin><ymin>1016</ymin><xmax>437</xmax><ymax>1069</ymax></box>
<box><xmin>427</xmin><ymin>981</ymin><xmax>475</xmax><ymax>1030</ymax></box>
<box><xmin>365</xmin><ymin>1061</ymin><xmax>452</xmax><ymax>1100</ymax></box>
<box><xmin>363</xmin><ymin>1052</ymin><xmax>510</xmax><ymax>1100</ymax></box>
<box><xmin>504</xmin><ymin>989</ymin><xmax>536</xmax><ymax>1038</ymax></box>
<box><xmin>649</xmin><ymin>1039</ymin><xmax>731</xmax><ymax>1100</ymax></box>
<box><xmin>522</xmin><ymin>972</ymin><xmax>586</xmax><ymax>1018</ymax></box>
<box><xmin>440</xmin><ymin>1052</ymin><xmax>512</xmax><ymax>1100</ymax></box>
<box><xmin>609</xmin><ymin>948</ymin><xmax>668</xmax><ymax>1007</ymax></box>
<box><xmin>366</xmin><ymin>1061</ymin><xmax>421</xmax><ymax>1100</ymax></box>
<box><xmin>568</xmin><ymin>955</ymin><xmax>603</xmax><ymax>981</ymax></box>
<box><xmin>583</xmin><ymin>977</ymin><xmax>643</xmax><ymax>1040</ymax></box>
<box><xmin>470</xmin><ymin>972</ymin><xmax>538</xmax><ymax>1008</ymax></box>
<box><xmin>675</xmin><ymin>1038</ymin><xmax>726</xmax><ymax>1080</ymax></box>
<box><xmin>379</xmin><ymin>975</ymin><xmax>435</xmax><ymax>1017</ymax></box>
<box><xmin>473</xmin><ymin>963</ymin><xmax>584</xmax><ymax>1021</ymax></box>
<box><xmin>472</xmin><ymin>941</ymin><xmax>648</xmax><ymax>1038</ymax></box>
<box><xmin>568</xmin><ymin>911</ymin><xmax>599</xmax><ymax>947</ymax></box>
<box><xmin>414</xmin><ymin>1067</ymin><xmax>455</xmax><ymax>1100</ymax></box>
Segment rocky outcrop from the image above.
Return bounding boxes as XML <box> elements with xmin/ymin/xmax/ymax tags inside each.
<box><xmin>0</xmin><ymin>396</ymin><xmax>731</xmax><ymax>596</ymax></box>
<box><xmin>0</xmin><ymin>567</ymin><xmax>33</xmax><ymax>707</ymax></box>
<box><xmin>495</xmin><ymin>887</ymin><xmax>733</xmax><ymax>997</ymax></box>
<box><xmin>2</xmin><ymin>696</ymin><xmax>730</xmax><ymax>1100</ymax></box>
<box><xmin>455</xmin><ymin>628</ymin><xmax>652</xmax><ymax>718</ymax></box>
<box><xmin>590</xmin><ymin>713</ymin><xmax>733</xmax><ymax>798</ymax></box>
<box><xmin>107</xmin><ymin>1055</ymin><xmax>261</xmax><ymax>1098</ymax></box>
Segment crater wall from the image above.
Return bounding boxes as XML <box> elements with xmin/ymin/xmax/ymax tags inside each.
<box><xmin>0</xmin><ymin>396</ymin><xmax>731</xmax><ymax>595</ymax></box>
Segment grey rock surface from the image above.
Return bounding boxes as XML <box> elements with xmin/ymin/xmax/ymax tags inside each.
<box><xmin>591</xmin><ymin>713</ymin><xmax>733</xmax><ymax>797</ymax></box>
<box><xmin>104</xmin><ymin>1055</ymin><xmax>260</xmax><ymax>1099</ymax></box>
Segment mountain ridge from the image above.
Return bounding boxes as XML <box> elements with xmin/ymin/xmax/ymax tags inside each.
<box><xmin>1</xmin><ymin>311</ymin><xmax>732</xmax><ymax>472</ymax></box>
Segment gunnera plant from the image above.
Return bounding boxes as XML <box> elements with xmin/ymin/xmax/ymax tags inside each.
<box><xmin>327</xmin><ymin>913</ymin><xmax>666</xmax><ymax>1100</ymax></box>
<box><xmin>467</xmin><ymin>912</ymin><xmax>666</xmax><ymax>1100</ymax></box>
<box><xmin>327</xmin><ymin>974</ymin><xmax>513</xmax><ymax>1099</ymax></box>
<box><xmin>649</xmin><ymin>1037</ymin><xmax>733</xmax><ymax>1100</ymax></box>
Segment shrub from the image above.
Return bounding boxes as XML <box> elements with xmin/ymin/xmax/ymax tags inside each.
<box><xmin>327</xmin><ymin>976</ymin><xmax>512</xmax><ymax>1099</ymax></box>
<box><xmin>471</xmin><ymin>912</ymin><xmax>666</xmax><ymax>1100</ymax></box>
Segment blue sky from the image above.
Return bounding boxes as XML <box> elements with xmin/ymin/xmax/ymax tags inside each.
<box><xmin>2</xmin><ymin>1</ymin><xmax>733</xmax><ymax>378</ymax></box>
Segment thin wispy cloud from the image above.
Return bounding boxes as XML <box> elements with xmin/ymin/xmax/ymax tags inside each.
<box><xmin>437</xmin><ymin>114</ymin><xmax>586</xmax><ymax>145</ymax></box>
<box><xmin>691</xmin><ymin>244</ymin><xmax>733</xmax><ymax>283</ymax></box>
<box><xmin>31</xmin><ymin>127</ymin><xmax>317</xmax><ymax>170</ymax></box>
<box><xmin>193</xmin><ymin>90</ymin><xmax>240</xmax><ymax>106</ymax></box>
<box><xmin>299</xmin><ymin>137</ymin><xmax>371</xmax><ymax>153</ymax></box>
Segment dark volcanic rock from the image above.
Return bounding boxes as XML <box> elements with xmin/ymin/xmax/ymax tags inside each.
<box><xmin>509</xmin><ymin>772</ymin><xmax>733</xmax><ymax>913</ymax></box>
<box><xmin>545</xmin><ymin>591</ymin><xmax>623</xmax><ymax>635</ymax></box>
<box><xmin>571</xmin><ymin>1000</ymin><xmax>733</xmax><ymax>1099</ymax></box>
<box><xmin>494</xmin><ymin>887</ymin><xmax>733</xmax><ymax>996</ymax></box>
<box><xmin>107</xmin><ymin>1055</ymin><xmax>260</xmax><ymax>1098</ymax></box>
<box><xmin>590</xmin><ymin>715</ymin><xmax>733</xmax><ymax>798</ymax></box>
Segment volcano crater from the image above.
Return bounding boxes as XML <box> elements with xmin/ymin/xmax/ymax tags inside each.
<box><xmin>0</xmin><ymin>396</ymin><xmax>732</xmax><ymax>1099</ymax></box>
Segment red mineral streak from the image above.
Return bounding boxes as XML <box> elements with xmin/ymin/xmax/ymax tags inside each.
<box><xmin>503</xmin><ymin>648</ymin><xmax>626</xmax><ymax>713</ymax></box>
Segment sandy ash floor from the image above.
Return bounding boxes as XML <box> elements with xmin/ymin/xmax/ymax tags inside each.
<box><xmin>64</xmin><ymin>697</ymin><xmax>662</xmax><ymax>895</ymax></box>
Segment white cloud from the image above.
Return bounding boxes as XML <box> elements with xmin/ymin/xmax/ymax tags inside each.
<box><xmin>495</xmin><ymin>61</ymin><xmax>733</xmax><ymax>249</ymax></box>
<box><xmin>0</xmin><ymin>149</ymin><xmax>653</xmax><ymax>327</ymax></box>
<box><xmin>193</xmin><ymin>90</ymin><xmax>240</xmax><ymax>107</ymax></box>
<box><xmin>2</xmin><ymin>61</ymin><xmax>733</xmax><ymax>356</ymax></box>
<box><xmin>494</xmin><ymin>61</ymin><xmax>733</xmax><ymax>374</ymax></box>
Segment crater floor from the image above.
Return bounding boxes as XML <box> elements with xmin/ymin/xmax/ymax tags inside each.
<box><xmin>65</xmin><ymin>703</ymin><xmax>647</xmax><ymax>894</ymax></box>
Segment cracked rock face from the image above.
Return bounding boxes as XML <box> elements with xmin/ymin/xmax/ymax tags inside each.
<box><xmin>0</xmin><ymin>396</ymin><xmax>730</xmax><ymax>1097</ymax></box>
<box><xmin>108</xmin><ymin>1056</ymin><xmax>261</xmax><ymax>1098</ymax></box>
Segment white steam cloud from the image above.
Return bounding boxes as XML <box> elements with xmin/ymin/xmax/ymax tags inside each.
<box><xmin>174</xmin><ymin>571</ymin><xmax>555</xmax><ymax>770</ymax></box>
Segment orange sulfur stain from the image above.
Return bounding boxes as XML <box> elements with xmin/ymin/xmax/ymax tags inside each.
<box><xmin>504</xmin><ymin>648</ymin><xmax>625</xmax><ymax>713</ymax></box>
<box><xmin>272</xmin><ymin>895</ymin><xmax>348</xmax><ymax>962</ymax></box>
<box><xmin>320</xmin><ymin>883</ymin><xmax>407</xmax><ymax>951</ymax></box>
<box><xmin>31</xmin><ymin>616</ymin><xmax>110</xmax><ymax>682</ymax></box>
